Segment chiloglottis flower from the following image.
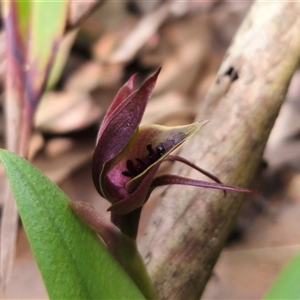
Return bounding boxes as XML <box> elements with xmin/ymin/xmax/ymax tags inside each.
<box><xmin>92</xmin><ymin>68</ymin><xmax>255</xmax><ymax>216</ymax></box>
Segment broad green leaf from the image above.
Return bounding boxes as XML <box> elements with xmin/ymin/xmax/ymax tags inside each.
<box><xmin>0</xmin><ymin>149</ymin><xmax>145</xmax><ymax>300</ymax></box>
<box><xmin>263</xmin><ymin>251</ymin><xmax>300</xmax><ymax>299</ymax></box>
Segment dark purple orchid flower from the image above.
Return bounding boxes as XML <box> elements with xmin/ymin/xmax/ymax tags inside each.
<box><xmin>92</xmin><ymin>68</ymin><xmax>255</xmax><ymax>217</ymax></box>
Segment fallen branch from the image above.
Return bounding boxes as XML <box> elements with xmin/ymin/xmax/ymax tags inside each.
<box><xmin>140</xmin><ymin>1</ymin><xmax>300</xmax><ymax>299</ymax></box>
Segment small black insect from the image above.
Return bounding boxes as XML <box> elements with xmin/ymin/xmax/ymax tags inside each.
<box><xmin>122</xmin><ymin>143</ymin><xmax>166</xmax><ymax>178</ymax></box>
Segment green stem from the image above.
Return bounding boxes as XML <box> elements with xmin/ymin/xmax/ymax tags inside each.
<box><xmin>111</xmin><ymin>233</ymin><xmax>159</xmax><ymax>300</ymax></box>
<box><xmin>111</xmin><ymin>208</ymin><xmax>142</xmax><ymax>240</ymax></box>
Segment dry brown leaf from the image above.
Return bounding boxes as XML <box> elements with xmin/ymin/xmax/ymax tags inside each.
<box><xmin>141</xmin><ymin>91</ymin><xmax>194</xmax><ymax>126</ymax></box>
<box><xmin>28</xmin><ymin>132</ymin><xmax>44</xmax><ymax>161</ymax></box>
<box><xmin>92</xmin><ymin>30</ymin><xmax>131</xmax><ymax>64</ymax></box>
<box><xmin>267</xmin><ymin>73</ymin><xmax>300</xmax><ymax>145</ymax></box>
<box><xmin>34</xmin><ymin>91</ymin><xmax>102</xmax><ymax>134</ymax></box>
<box><xmin>33</xmin><ymin>136</ymin><xmax>94</xmax><ymax>183</ymax></box>
<box><xmin>44</xmin><ymin>137</ymin><xmax>74</xmax><ymax>158</ymax></box>
<box><xmin>203</xmin><ymin>245</ymin><xmax>300</xmax><ymax>299</ymax></box>
<box><xmin>108</xmin><ymin>4</ymin><xmax>170</xmax><ymax>64</ymax></box>
<box><xmin>65</xmin><ymin>62</ymin><xmax>122</xmax><ymax>92</ymax></box>
<box><xmin>264</xmin><ymin>70</ymin><xmax>300</xmax><ymax>168</ymax></box>
<box><xmin>67</xmin><ymin>0</ymin><xmax>103</xmax><ymax>28</ymax></box>
<box><xmin>0</xmin><ymin>227</ymin><xmax>47</xmax><ymax>299</ymax></box>
<box><xmin>283</xmin><ymin>169</ymin><xmax>300</xmax><ymax>202</ymax></box>
<box><xmin>91</xmin><ymin>1</ymin><xmax>138</xmax><ymax>63</ymax></box>
<box><xmin>141</xmin><ymin>14</ymin><xmax>210</xmax><ymax>95</ymax></box>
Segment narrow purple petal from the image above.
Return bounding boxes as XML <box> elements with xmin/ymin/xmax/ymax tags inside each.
<box><xmin>151</xmin><ymin>174</ymin><xmax>258</xmax><ymax>194</ymax></box>
<box><xmin>165</xmin><ymin>155</ymin><xmax>223</xmax><ymax>184</ymax></box>
<box><xmin>164</xmin><ymin>155</ymin><xmax>227</xmax><ymax>196</ymax></box>
<box><xmin>97</xmin><ymin>73</ymin><xmax>137</xmax><ymax>140</ymax></box>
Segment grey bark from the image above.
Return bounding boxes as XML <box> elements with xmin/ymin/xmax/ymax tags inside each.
<box><xmin>140</xmin><ymin>2</ymin><xmax>300</xmax><ymax>299</ymax></box>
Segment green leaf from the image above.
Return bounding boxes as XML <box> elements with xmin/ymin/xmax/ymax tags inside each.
<box><xmin>0</xmin><ymin>149</ymin><xmax>145</xmax><ymax>300</ymax></box>
<box><xmin>28</xmin><ymin>1</ymin><xmax>69</xmax><ymax>93</ymax></box>
<box><xmin>263</xmin><ymin>251</ymin><xmax>300</xmax><ymax>299</ymax></box>
<box><xmin>46</xmin><ymin>29</ymin><xmax>78</xmax><ymax>90</ymax></box>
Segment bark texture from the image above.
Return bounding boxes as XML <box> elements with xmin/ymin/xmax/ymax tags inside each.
<box><xmin>140</xmin><ymin>2</ymin><xmax>300</xmax><ymax>299</ymax></box>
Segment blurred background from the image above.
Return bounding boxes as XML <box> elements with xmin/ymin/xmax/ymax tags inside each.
<box><xmin>1</xmin><ymin>1</ymin><xmax>300</xmax><ymax>298</ymax></box>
